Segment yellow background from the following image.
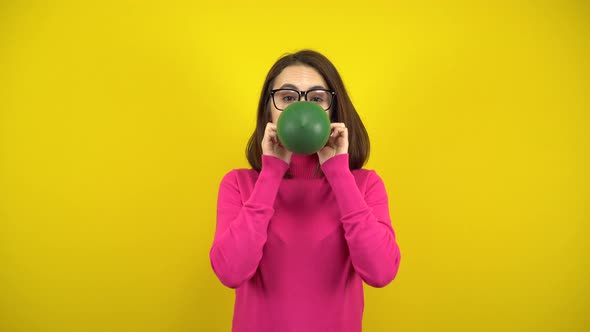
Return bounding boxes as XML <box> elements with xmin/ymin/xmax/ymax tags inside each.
<box><xmin>1</xmin><ymin>1</ymin><xmax>588</xmax><ymax>331</ymax></box>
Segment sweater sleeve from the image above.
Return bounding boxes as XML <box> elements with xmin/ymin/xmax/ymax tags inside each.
<box><xmin>320</xmin><ymin>154</ymin><xmax>401</xmax><ymax>288</ymax></box>
<box><xmin>210</xmin><ymin>155</ymin><xmax>289</xmax><ymax>288</ymax></box>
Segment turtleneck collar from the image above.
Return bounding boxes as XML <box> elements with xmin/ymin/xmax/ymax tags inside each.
<box><xmin>287</xmin><ymin>153</ymin><xmax>322</xmax><ymax>179</ymax></box>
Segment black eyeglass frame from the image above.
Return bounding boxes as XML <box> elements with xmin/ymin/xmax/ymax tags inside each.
<box><xmin>270</xmin><ymin>88</ymin><xmax>336</xmax><ymax>111</ymax></box>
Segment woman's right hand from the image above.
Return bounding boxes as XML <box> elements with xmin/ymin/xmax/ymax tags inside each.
<box><xmin>262</xmin><ymin>122</ymin><xmax>292</xmax><ymax>164</ymax></box>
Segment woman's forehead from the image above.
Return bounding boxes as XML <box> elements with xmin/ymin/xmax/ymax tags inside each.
<box><xmin>273</xmin><ymin>65</ymin><xmax>328</xmax><ymax>89</ymax></box>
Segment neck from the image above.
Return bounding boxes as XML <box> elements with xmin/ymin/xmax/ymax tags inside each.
<box><xmin>288</xmin><ymin>153</ymin><xmax>322</xmax><ymax>179</ymax></box>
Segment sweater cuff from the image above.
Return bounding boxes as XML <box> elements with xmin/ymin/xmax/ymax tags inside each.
<box><xmin>320</xmin><ymin>154</ymin><xmax>368</xmax><ymax>215</ymax></box>
<box><xmin>261</xmin><ymin>155</ymin><xmax>289</xmax><ymax>178</ymax></box>
<box><xmin>247</xmin><ymin>155</ymin><xmax>289</xmax><ymax>207</ymax></box>
<box><xmin>320</xmin><ymin>153</ymin><xmax>350</xmax><ymax>176</ymax></box>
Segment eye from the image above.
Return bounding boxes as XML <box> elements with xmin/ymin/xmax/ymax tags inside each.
<box><xmin>307</xmin><ymin>90</ymin><xmax>330</xmax><ymax>104</ymax></box>
<box><xmin>282</xmin><ymin>95</ymin><xmax>296</xmax><ymax>102</ymax></box>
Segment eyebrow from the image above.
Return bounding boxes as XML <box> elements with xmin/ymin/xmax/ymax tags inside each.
<box><xmin>278</xmin><ymin>83</ymin><xmax>327</xmax><ymax>90</ymax></box>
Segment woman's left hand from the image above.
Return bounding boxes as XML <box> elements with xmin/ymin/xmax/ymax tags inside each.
<box><xmin>318</xmin><ymin>122</ymin><xmax>348</xmax><ymax>165</ymax></box>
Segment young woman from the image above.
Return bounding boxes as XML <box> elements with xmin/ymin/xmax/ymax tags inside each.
<box><xmin>210</xmin><ymin>50</ymin><xmax>401</xmax><ymax>332</ymax></box>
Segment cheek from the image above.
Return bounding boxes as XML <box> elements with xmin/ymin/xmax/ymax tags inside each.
<box><xmin>271</xmin><ymin>108</ymin><xmax>281</xmax><ymax>124</ymax></box>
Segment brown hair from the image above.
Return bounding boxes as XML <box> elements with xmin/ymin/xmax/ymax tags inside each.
<box><xmin>246</xmin><ymin>49</ymin><xmax>370</xmax><ymax>171</ymax></box>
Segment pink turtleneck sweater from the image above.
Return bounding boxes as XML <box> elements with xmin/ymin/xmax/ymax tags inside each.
<box><xmin>210</xmin><ymin>153</ymin><xmax>401</xmax><ymax>332</ymax></box>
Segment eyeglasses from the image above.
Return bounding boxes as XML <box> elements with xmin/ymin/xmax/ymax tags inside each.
<box><xmin>270</xmin><ymin>88</ymin><xmax>336</xmax><ymax>111</ymax></box>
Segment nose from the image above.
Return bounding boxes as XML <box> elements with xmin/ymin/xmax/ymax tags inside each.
<box><xmin>298</xmin><ymin>90</ymin><xmax>307</xmax><ymax>102</ymax></box>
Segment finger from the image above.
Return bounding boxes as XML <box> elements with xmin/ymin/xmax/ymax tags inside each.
<box><xmin>264</xmin><ymin>123</ymin><xmax>278</xmax><ymax>135</ymax></box>
<box><xmin>331</xmin><ymin>128</ymin><xmax>348</xmax><ymax>141</ymax></box>
<box><xmin>270</xmin><ymin>123</ymin><xmax>277</xmax><ymax>130</ymax></box>
<box><xmin>330</xmin><ymin>126</ymin><xmax>345</xmax><ymax>137</ymax></box>
<box><xmin>266</xmin><ymin>122</ymin><xmax>278</xmax><ymax>132</ymax></box>
<box><xmin>330</xmin><ymin>122</ymin><xmax>346</xmax><ymax>129</ymax></box>
<box><xmin>263</xmin><ymin>125</ymin><xmax>276</xmax><ymax>144</ymax></box>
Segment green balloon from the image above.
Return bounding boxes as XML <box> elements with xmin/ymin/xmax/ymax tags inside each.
<box><xmin>277</xmin><ymin>101</ymin><xmax>331</xmax><ymax>155</ymax></box>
